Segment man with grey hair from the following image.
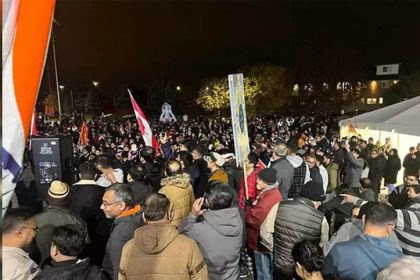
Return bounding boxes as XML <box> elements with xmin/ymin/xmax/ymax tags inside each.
<box><xmin>270</xmin><ymin>143</ymin><xmax>295</xmax><ymax>198</ymax></box>
<box><xmin>101</xmin><ymin>184</ymin><xmax>143</xmax><ymax>280</ymax></box>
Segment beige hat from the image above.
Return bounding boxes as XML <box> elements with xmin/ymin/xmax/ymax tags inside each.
<box><xmin>48</xmin><ymin>181</ymin><xmax>70</xmax><ymax>199</ymax></box>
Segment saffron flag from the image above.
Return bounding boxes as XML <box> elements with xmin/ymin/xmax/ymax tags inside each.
<box><xmin>128</xmin><ymin>89</ymin><xmax>159</xmax><ymax>151</ymax></box>
<box><xmin>79</xmin><ymin>122</ymin><xmax>88</xmax><ymax>146</ymax></box>
<box><xmin>349</xmin><ymin>123</ymin><xmax>357</xmax><ymax>135</ymax></box>
<box><xmin>228</xmin><ymin>73</ymin><xmax>250</xmax><ymax>167</ymax></box>
<box><xmin>2</xmin><ymin>0</ymin><xmax>56</xmax><ymax>216</ymax></box>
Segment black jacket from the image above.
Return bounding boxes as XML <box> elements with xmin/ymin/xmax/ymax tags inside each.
<box><xmin>193</xmin><ymin>158</ymin><xmax>210</xmax><ymax>198</ymax></box>
<box><xmin>144</xmin><ymin>162</ymin><xmax>163</xmax><ymax>192</ymax></box>
<box><xmin>384</xmin><ymin>155</ymin><xmax>401</xmax><ymax>184</ymax></box>
<box><xmin>35</xmin><ymin>258</ymin><xmax>109</xmax><ymax>280</ymax></box>
<box><xmin>127</xmin><ymin>180</ymin><xmax>154</xmax><ymax>206</ymax></box>
<box><xmin>273</xmin><ymin>196</ymin><xmax>324</xmax><ymax>276</ymax></box>
<box><xmin>69</xmin><ymin>180</ymin><xmax>105</xmax><ymax>226</ymax></box>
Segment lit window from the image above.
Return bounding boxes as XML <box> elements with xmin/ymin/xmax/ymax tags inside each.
<box><xmin>361</xmin><ymin>98</ymin><xmax>365</xmax><ymax>104</ymax></box>
<box><xmin>367</xmin><ymin>98</ymin><xmax>377</xmax><ymax>105</ymax></box>
<box><xmin>379</xmin><ymin>97</ymin><xmax>383</xmax><ymax>104</ymax></box>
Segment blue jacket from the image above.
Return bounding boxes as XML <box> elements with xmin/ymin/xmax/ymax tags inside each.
<box><xmin>323</xmin><ymin>234</ymin><xmax>402</xmax><ymax>280</ymax></box>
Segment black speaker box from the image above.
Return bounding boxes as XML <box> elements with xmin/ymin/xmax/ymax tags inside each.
<box><xmin>30</xmin><ymin>135</ymin><xmax>74</xmax><ymax>200</ymax></box>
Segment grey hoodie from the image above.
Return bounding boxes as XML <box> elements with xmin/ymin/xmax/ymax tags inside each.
<box><xmin>287</xmin><ymin>155</ymin><xmax>311</xmax><ymax>183</ymax></box>
<box><xmin>179</xmin><ymin>207</ymin><xmax>243</xmax><ymax>280</ymax></box>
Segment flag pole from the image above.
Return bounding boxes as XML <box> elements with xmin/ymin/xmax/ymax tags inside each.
<box><xmin>243</xmin><ymin>160</ymin><xmax>249</xmax><ymax>200</ymax></box>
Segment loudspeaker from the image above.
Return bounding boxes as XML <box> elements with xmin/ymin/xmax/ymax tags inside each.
<box><xmin>31</xmin><ymin>135</ymin><xmax>74</xmax><ymax>200</ymax></box>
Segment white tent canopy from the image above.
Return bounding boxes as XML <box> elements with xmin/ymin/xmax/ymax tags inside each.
<box><xmin>340</xmin><ymin>95</ymin><xmax>420</xmax><ymax>136</ymax></box>
<box><xmin>340</xmin><ymin>95</ymin><xmax>420</xmax><ymax>184</ymax></box>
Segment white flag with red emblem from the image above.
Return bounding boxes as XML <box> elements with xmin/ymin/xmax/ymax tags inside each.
<box><xmin>128</xmin><ymin>89</ymin><xmax>159</xmax><ymax>151</ymax></box>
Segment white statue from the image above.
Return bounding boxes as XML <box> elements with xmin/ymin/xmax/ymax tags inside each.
<box><xmin>159</xmin><ymin>102</ymin><xmax>176</xmax><ymax>123</ymax></box>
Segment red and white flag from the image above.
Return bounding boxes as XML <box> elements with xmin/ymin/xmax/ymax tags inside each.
<box><xmin>128</xmin><ymin>89</ymin><xmax>159</xmax><ymax>151</ymax></box>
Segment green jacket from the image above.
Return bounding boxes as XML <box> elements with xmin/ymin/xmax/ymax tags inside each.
<box><xmin>326</xmin><ymin>162</ymin><xmax>339</xmax><ymax>193</ymax></box>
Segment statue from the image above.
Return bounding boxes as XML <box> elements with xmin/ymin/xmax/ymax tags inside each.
<box><xmin>159</xmin><ymin>102</ymin><xmax>176</xmax><ymax>123</ymax></box>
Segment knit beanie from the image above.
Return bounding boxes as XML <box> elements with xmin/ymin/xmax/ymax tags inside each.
<box><xmin>257</xmin><ymin>168</ymin><xmax>277</xmax><ymax>185</ymax></box>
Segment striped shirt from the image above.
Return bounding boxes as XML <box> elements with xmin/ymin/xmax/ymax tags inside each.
<box><xmin>395</xmin><ymin>209</ymin><xmax>420</xmax><ymax>258</ymax></box>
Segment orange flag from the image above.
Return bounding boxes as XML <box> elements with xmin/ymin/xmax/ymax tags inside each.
<box><xmin>349</xmin><ymin>123</ymin><xmax>357</xmax><ymax>135</ymax></box>
<box><xmin>79</xmin><ymin>122</ymin><xmax>89</xmax><ymax>146</ymax></box>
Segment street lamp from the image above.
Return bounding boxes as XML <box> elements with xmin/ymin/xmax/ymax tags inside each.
<box><xmin>206</xmin><ymin>87</ymin><xmax>209</xmax><ymax>91</ymax></box>
<box><xmin>59</xmin><ymin>85</ymin><xmax>64</xmax><ymax>90</ymax></box>
<box><xmin>93</xmin><ymin>81</ymin><xmax>99</xmax><ymax>87</ymax></box>
<box><xmin>176</xmin><ymin>86</ymin><xmax>181</xmax><ymax>91</ymax></box>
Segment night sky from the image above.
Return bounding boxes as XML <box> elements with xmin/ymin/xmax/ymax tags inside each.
<box><xmin>41</xmin><ymin>0</ymin><xmax>420</xmax><ymax>104</ymax></box>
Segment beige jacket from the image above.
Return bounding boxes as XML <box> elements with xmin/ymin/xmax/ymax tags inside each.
<box><xmin>159</xmin><ymin>173</ymin><xmax>195</xmax><ymax>227</ymax></box>
<box><xmin>3</xmin><ymin>246</ymin><xmax>40</xmax><ymax>280</ymax></box>
<box><xmin>260</xmin><ymin>202</ymin><xmax>280</xmax><ymax>251</ymax></box>
<box><xmin>119</xmin><ymin>223</ymin><xmax>208</xmax><ymax>280</ymax></box>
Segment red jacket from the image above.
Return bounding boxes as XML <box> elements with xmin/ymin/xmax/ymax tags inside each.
<box><xmin>245</xmin><ymin>187</ymin><xmax>282</xmax><ymax>251</ymax></box>
<box><xmin>238</xmin><ymin>166</ymin><xmax>262</xmax><ymax>209</ymax></box>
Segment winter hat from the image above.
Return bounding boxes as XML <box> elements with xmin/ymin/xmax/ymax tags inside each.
<box><xmin>299</xmin><ymin>181</ymin><xmax>325</xmax><ymax>201</ymax></box>
<box><xmin>48</xmin><ymin>180</ymin><xmax>69</xmax><ymax>199</ymax></box>
<box><xmin>257</xmin><ymin>168</ymin><xmax>277</xmax><ymax>185</ymax></box>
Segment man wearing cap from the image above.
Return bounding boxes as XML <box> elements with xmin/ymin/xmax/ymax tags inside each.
<box><xmin>273</xmin><ymin>180</ymin><xmax>329</xmax><ymax>279</ymax></box>
<box><xmin>245</xmin><ymin>168</ymin><xmax>282</xmax><ymax>280</ymax></box>
<box><xmin>205</xmin><ymin>152</ymin><xmax>229</xmax><ymax>184</ymax></box>
<box><xmin>33</xmin><ymin>180</ymin><xmax>88</xmax><ymax>264</ymax></box>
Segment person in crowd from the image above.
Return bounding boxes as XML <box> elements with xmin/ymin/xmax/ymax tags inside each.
<box><xmin>292</xmin><ymin>240</ymin><xmax>325</xmax><ymax>280</ymax></box>
<box><xmin>403</xmin><ymin>147</ymin><xmax>418</xmax><ymax>177</ymax></box>
<box><xmin>384</xmin><ymin>148</ymin><xmax>402</xmax><ymax>194</ymax></box>
<box><xmin>95</xmin><ymin>154</ymin><xmax>124</xmax><ymax>187</ymax></box>
<box><xmin>139</xmin><ymin>146</ymin><xmax>163</xmax><ymax>192</ymax></box>
<box><xmin>68</xmin><ymin>162</ymin><xmax>108</xmax><ymax>266</ymax></box>
<box><xmin>159</xmin><ymin>159</ymin><xmax>195</xmax><ymax>227</ymax></box>
<box><xmin>319</xmin><ymin>183</ymin><xmax>354</xmax><ymax>234</ymax></box>
<box><xmin>388</xmin><ymin>174</ymin><xmax>419</xmax><ymax>209</ymax></box>
<box><xmin>238</xmin><ymin>152</ymin><xmax>262</xmax><ymax>209</ymax></box>
<box><xmin>358</xmin><ymin>177</ymin><xmax>378</xmax><ymax>202</ymax></box>
<box><xmin>3</xmin><ymin>208</ymin><xmax>40</xmax><ymax>279</ymax></box>
<box><xmin>367</xmin><ymin>148</ymin><xmax>386</xmax><ymax>194</ymax></box>
<box><xmin>178</xmin><ymin>150</ymin><xmax>200</xmax><ymax>186</ymax></box>
<box><xmin>69</xmin><ymin>162</ymin><xmax>105</xmax><ymax>221</ymax></box>
<box><xmin>405</xmin><ymin>184</ymin><xmax>420</xmax><ymax>209</ymax></box>
<box><xmin>205</xmin><ymin>152</ymin><xmax>229</xmax><ymax>184</ymax></box>
<box><xmin>34</xmin><ymin>181</ymin><xmax>88</xmax><ymax>264</ymax></box>
<box><xmin>343</xmin><ymin>192</ymin><xmax>420</xmax><ymax>258</ymax></box>
<box><xmin>192</xmin><ymin>143</ymin><xmax>210</xmax><ymax>198</ymax></box>
<box><xmin>377</xmin><ymin>256</ymin><xmax>420</xmax><ymax>280</ymax></box>
<box><xmin>101</xmin><ymin>184</ymin><xmax>143</xmax><ymax>280</ymax></box>
<box><xmin>305</xmin><ymin>154</ymin><xmax>323</xmax><ymax>188</ymax></box>
<box><xmin>118</xmin><ymin>193</ymin><xmax>209</xmax><ymax>279</ymax></box>
<box><xmin>343</xmin><ymin>144</ymin><xmax>364</xmax><ymax>190</ymax></box>
<box><xmin>33</xmin><ymin>225</ymin><xmax>109</xmax><ymax>279</ymax></box>
<box><xmin>179</xmin><ymin>182</ymin><xmax>243</xmax><ymax>280</ymax></box>
<box><xmin>323</xmin><ymin>153</ymin><xmax>339</xmax><ymax>202</ymax></box>
<box><xmin>323</xmin><ymin>201</ymin><xmax>401</xmax><ymax>256</ymax></box>
<box><xmin>366</xmin><ymin>137</ymin><xmax>375</xmax><ymax>152</ymax></box>
<box><xmin>245</xmin><ymin>168</ymin><xmax>282</xmax><ymax>280</ymax></box>
<box><xmin>287</xmin><ymin>142</ymin><xmax>311</xmax><ymax>198</ymax></box>
<box><xmin>273</xmin><ymin>181</ymin><xmax>329</xmax><ymax>279</ymax></box>
<box><xmin>316</xmin><ymin>155</ymin><xmax>328</xmax><ymax>193</ymax></box>
<box><xmin>323</xmin><ymin>202</ymin><xmax>402</xmax><ymax>280</ymax></box>
<box><xmin>358</xmin><ymin>139</ymin><xmax>369</xmax><ymax>160</ymax></box>
<box><xmin>126</xmin><ymin>163</ymin><xmax>154</xmax><ymax>206</ymax></box>
<box><xmin>270</xmin><ymin>143</ymin><xmax>295</xmax><ymax>198</ymax></box>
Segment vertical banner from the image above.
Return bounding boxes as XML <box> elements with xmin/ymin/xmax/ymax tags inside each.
<box><xmin>228</xmin><ymin>73</ymin><xmax>250</xmax><ymax>167</ymax></box>
<box><xmin>2</xmin><ymin>0</ymin><xmax>56</xmax><ymax>216</ymax></box>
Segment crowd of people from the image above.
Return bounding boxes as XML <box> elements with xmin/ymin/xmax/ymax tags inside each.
<box><xmin>3</xmin><ymin>112</ymin><xmax>420</xmax><ymax>280</ymax></box>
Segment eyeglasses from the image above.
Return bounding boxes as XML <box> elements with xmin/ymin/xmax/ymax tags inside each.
<box><xmin>101</xmin><ymin>201</ymin><xmax>122</xmax><ymax>207</ymax></box>
<box><xmin>19</xmin><ymin>226</ymin><xmax>39</xmax><ymax>233</ymax></box>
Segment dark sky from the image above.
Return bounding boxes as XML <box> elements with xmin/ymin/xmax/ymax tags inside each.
<box><xmin>42</xmin><ymin>0</ymin><xmax>420</xmax><ymax>99</ymax></box>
